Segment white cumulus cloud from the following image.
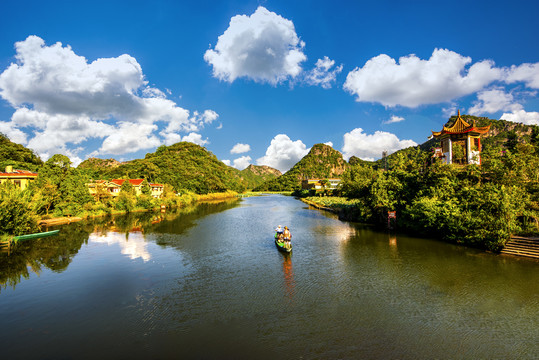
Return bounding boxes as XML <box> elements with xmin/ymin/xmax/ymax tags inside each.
<box><xmin>257</xmin><ymin>134</ymin><xmax>309</xmax><ymax>173</ymax></box>
<box><xmin>0</xmin><ymin>35</ymin><xmax>216</xmax><ymax>160</ymax></box>
<box><xmin>181</xmin><ymin>132</ymin><xmax>209</xmax><ymax>146</ymax></box>
<box><xmin>204</xmin><ymin>6</ymin><xmax>306</xmax><ymax>85</ymax></box>
<box><xmin>0</xmin><ymin>120</ymin><xmax>27</xmax><ymax>144</ymax></box>
<box><xmin>225</xmin><ymin>155</ymin><xmax>252</xmax><ymax>170</ymax></box>
<box><xmin>468</xmin><ymin>88</ymin><xmax>522</xmax><ymax>115</ymax></box>
<box><xmin>230</xmin><ymin>143</ymin><xmax>251</xmax><ymax>154</ymax></box>
<box><xmin>505</xmin><ymin>62</ymin><xmax>539</xmax><ymax>88</ymax></box>
<box><xmin>342</xmin><ymin>128</ymin><xmax>417</xmax><ymax>161</ymax></box>
<box><xmin>304</xmin><ymin>56</ymin><xmax>343</xmax><ymax>89</ymax></box>
<box><xmin>383</xmin><ymin>115</ymin><xmax>405</xmax><ymax>124</ymax></box>
<box><xmin>99</xmin><ymin>123</ymin><xmax>161</xmax><ymax>155</ymax></box>
<box><xmin>501</xmin><ymin>110</ymin><xmax>539</xmax><ymax>125</ymax></box>
<box><xmin>343</xmin><ymin>48</ymin><xmax>502</xmax><ymax>107</ymax></box>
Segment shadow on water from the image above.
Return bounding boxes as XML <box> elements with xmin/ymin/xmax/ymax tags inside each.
<box><xmin>0</xmin><ymin>223</ymin><xmax>90</xmax><ymax>293</ymax></box>
<box><xmin>0</xmin><ymin>198</ymin><xmax>241</xmax><ymax>293</ymax></box>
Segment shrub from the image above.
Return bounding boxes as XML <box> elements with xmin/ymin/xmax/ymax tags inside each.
<box><xmin>0</xmin><ymin>182</ymin><xmax>39</xmax><ymax>235</ymax></box>
<box><xmin>136</xmin><ymin>194</ymin><xmax>154</xmax><ymax>209</ymax></box>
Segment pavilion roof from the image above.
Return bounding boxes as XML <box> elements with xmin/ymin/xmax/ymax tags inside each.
<box><xmin>432</xmin><ymin>110</ymin><xmax>490</xmax><ymax>138</ymax></box>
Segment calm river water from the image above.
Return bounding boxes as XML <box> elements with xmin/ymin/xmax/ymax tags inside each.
<box><xmin>1</xmin><ymin>195</ymin><xmax>538</xmax><ymax>359</ymax></box>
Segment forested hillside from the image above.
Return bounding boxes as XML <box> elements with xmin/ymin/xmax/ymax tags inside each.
<box><xmin>77</xmin><ymin>143</ymin><xmax>280</xmax><ymax>193</ymax></box>
<box><xmin>78</xmin><ymin>142</ymin><xmax>245</xmax><ymax>194</ymax></box>
<box><xmin>0</xmin><ymin>133</ymin><xmax>43</xmax><ymax>171</ymax></box>
<box><xmin>331</xmin><ymin>115</ymin><xmax>539</xmax><ymax>251</ymax></box>
<box><xmin>254</xmin><ymin>143</ymin><xmax>349</xmax><ymax>191</ymax></box>
<box><xmin>237</xmin><ymin>164</ymin><xmax>281</xmax><ymax>189</ymax></box>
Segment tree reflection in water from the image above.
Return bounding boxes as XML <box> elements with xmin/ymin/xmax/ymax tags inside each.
<box><xmin>0</xmin><ymin>222</ymin><xmax>90</xmax><ymax>293</ymax></box>
<box><xmin>0</xmin><ymin>198</ymin><xmax>241</xmax><ymax>293</ymax></box>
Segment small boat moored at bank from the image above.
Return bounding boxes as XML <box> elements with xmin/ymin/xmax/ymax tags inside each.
<box><xmin>14</xmin><ymin>230</ymin><xmax>60</xmax><ymax>242</ymax></box>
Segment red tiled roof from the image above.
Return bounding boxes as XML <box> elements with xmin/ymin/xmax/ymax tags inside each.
<box><xmin>150</xmin><ymin>183</ymin><xmax>164</xmax><ymax>187</ymax></box>
<box><xmin>110</xmin><ymin>179</ymin><xmax>145</xmax><ymax>186</ymax></box>
<box><xmin>0</xmin><ymin>169</ymin><xmax>38</xmax><ymax>177</ymax></box>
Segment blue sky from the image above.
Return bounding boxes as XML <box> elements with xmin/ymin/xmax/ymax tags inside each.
<box><xmin>1</xmin><ymin>0</ymin><xmax>538</xmax><ymax>172</ymax></box>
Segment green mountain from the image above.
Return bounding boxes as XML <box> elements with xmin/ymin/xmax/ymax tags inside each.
<box><xmin>254</xmin><ymin>143</ymin><xmax>350</xmax><ymax>191</ymax></box>
<box><xmin>79</xmin><ymin>142</ymin><xmax>246</xmax><ymax>194</ymax></box>
<box><xmin>78</xmin><ymin>158</ymin><xmax>122</xmax><ymax>170</ymax></box>
<box><xmin>349</xmin><ymin>156</ymin><xmax>375</xmax><ymax>167</ymax></box>
<box><xmin>0</xmin><ymin>133</ymin><xmax>43</xmax><ymax>171</ymax></box>
<box><xmin>77</xmin><ymin>158</ymin><xmax>123</xmax><ymax>179</ymax></box>
<box><xmin>78</xmin><ymin>144</ymin><xmax>281</xmax><ymax>193</ymax></box>
<box><xmin>237</xmin><ymin>164</ymin><xmax>281</xmax><ymax>190</ymax></box>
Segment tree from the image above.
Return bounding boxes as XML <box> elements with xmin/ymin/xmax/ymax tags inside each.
<box><xmin>56</xmin><ymin>169</ymin><xmax>93</xmax><ymax>214</ymax></box>
<box><xmin>32</xmin><ymin>180</ymin><xmax>59</xmax><ymax>215</ymax></box>
<box><xmin>115</xmin><ymin>191</ymin><xmax>136</xmax><ymax>212</ymax></box>
<box><xmin>120</xmin><ymin>180</ymin><xmax>135</xmax><ymax>195</ymax></box>
<box><xmin>0</xmin><ymin>182</ymin><xmax>39</xmax><ymax>235</ymax></box>
<box><xmin>506</xmin><ymin>130</ymin><xmax>518</xmax><ymax>152</ymax></box>
<box><xmin>46</xmin><ymin>154</ymin><xmax>72</xmax><ymax>171</ymax></box>
<box><xmin>141</xmin><ymin>179</ymin><xmax>151</xmax><ymax>196</ymax></box>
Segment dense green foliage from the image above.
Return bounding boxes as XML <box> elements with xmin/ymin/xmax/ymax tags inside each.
<box><xmin>338</xmin><ymin>139</ymin><xmax>539</xmax><ymax>251</ymax></box>
<box><xmin>0</xmin><ymin>133</ymin><xmax>43</xmax><ymax>171</ymax></box>
<box><xmin>79</xmin><ymin>142</ymin><xmax>250</xmax><ymax>194</ymax></box>
<box><xmin>0</xmin><ymin>182</ymin><xmax>40</xmax><ymax>236</ymax></box>
<box><xmin>255</xmin><ymin>143</ymin><xmax>350</xmax><ymax>191</ymax></box>
<box><xmin>143</xmin><ymin>143</ymin><xmax>245</xmax><ymax>193</ymax></box>
<box><xmin>237</xmin><ymin>165</ymin><xmax>281</xmax><ymax>190</ymax></box>
<box><xmin>32</xmin><ymin>154</ymin><xmax>94</xmax><ymax>216</ymax></box>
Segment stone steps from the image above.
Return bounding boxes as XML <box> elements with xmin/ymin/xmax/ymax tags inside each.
<box><xmin>501</xmin><ymin>236</ymin><xmax>539</xmax><ymax>259</ymax></box>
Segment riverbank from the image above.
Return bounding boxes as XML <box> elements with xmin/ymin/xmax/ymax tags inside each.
<box><xmin>36</xmin><ymin>191</ymin><xmax>241</xmax><ymax>228</ymax></box>
<box><xmin>301</xmin><ymin>195</ymin><xmax>539</xmax><ymax>259</ymax></box>
<box><xmin>39</xmin><ymin>217</ymin><xmax>83</xmax><ymax>226</ymax></box>
<box><xmin>301</xmin><ymin>196</ymin><xmax>366</xmax><ymax>222</ymax></box>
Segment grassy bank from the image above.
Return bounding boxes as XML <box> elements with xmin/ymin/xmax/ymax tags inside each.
<box><xmin>1</xmin><ymin>189</ymin><xmax>243</xmax><ymax>239</ymax></box>
<box><xmin>301</xmin><ymin>196</ymin><xmax>368</xmax><ymax>222</ymax></box>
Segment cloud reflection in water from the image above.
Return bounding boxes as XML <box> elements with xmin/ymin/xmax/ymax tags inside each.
<box><xmin>89</xmin><ymin>231</ymin><xmax>151</xmax><ymax>262</ymax></box>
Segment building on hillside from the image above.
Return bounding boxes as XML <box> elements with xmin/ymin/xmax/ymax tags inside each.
<box><xmin>88</xmin><ymin>179</ymin><xmax>164</xmax><ymax>199</ymax></box>
<box><xmin>0</xmin><ymin>165</ymin><xmax>38</xmax><ymax>190</ymax></box>
<box><xmin>301</xmin><ymin>178</ymin><xmax>341</xmax><ymax>191</ymax></box>
<box><xmin>431</xmin><ymin>110</ymin><xmax>490</xmax><ymax>165</ymax></box>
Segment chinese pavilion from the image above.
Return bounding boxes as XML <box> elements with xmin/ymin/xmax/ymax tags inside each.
<box><xmin>431</xmin><ymin>111</ymin><xmax>490</xmax><ymax>165</ymax></box>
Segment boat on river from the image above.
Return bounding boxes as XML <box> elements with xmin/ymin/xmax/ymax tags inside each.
<box><xmin>275</xmin><ymin>235</ymin><xmax>292</xmax><ymax>253</ymax></box>
<box><xmin>14</xmin><ymin>230</ymin><xmax>60</xmax><ymax>242</ymax></box>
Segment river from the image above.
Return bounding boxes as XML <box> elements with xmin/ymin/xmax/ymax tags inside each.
<box><xmin>1</xmin><ymin>195</ymin><xmax>538</xmax><ymax>359</ymax></box>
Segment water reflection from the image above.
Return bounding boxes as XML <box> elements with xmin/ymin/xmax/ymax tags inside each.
<box><xmin>0</xmin><ymin>221</ymin><xmax>90</xmax><ymax>293</ymax></box>
<box><xmin>281</xmin><ymin>253</ymin><xmax>295</xmax><ymax>301</ymax></box>
<box><xmin>0</xmin><ymin>199</ymin><xmax>241</xmax><ymax>292</ymax></box>
<box><xmin>90</xmin><ymin>231</ymin><xmax>151</xmax><ymax>262</ymax></box>
<box><xmin>389</xmin><ymin>233</ymin><xmax>397</xmax><ymax>247</ymax></box>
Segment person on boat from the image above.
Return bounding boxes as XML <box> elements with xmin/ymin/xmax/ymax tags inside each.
<box><xmin>283</xmin><ymin>226</ymin><xmax>292</xmax><ymax>249</ymax></box>
<box><xmin>275</xmin><ymin>225</ymin><xmax>284</xmax><ymax>241</ymax></box>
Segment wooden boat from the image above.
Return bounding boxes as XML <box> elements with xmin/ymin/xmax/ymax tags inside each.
<box><xmin>275</xmin><ymin>235</ymin><xmax>292</xmax><ymax>253</ymax></box>
<box><xmin>14</xmin><ymin>229</ymin><xmax>60</xmax><ymax>242</ymax></box>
